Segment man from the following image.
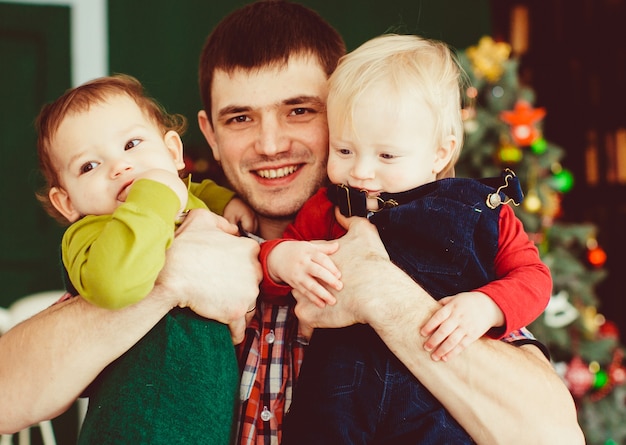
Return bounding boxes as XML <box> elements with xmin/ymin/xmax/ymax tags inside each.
<box><xmin>195</xmin><ymin>3</ymin><xmax>581</xmax><ymax>444</ymax></box>
<box><xmin>0</xmin><ymin>1</ymin><xmax>583</xmax><ymax>444</ymax></box>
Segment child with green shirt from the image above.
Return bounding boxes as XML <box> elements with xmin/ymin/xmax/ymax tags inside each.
<box><xmin>35</xmin><ymin>74</ymin><xmax>255</xmax><ymax>444</ymax></box>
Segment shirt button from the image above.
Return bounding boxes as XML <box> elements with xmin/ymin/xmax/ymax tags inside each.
<box><xmin>265</xmin><ymin>330</ymin><xmax>275</xmax><ymax>344</ymax></box>
<box><xmin>261</xmin><ymin>406</ymin><xmax>273</xmax><ymax>422</ymax></box>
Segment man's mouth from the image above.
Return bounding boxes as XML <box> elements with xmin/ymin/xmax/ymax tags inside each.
<box><xmin>255</xmin><ymin>165</ymin><xmax>299</xmax><ymax>179</ymax></box>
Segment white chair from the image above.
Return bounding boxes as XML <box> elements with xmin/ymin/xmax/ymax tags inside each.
<box><xmin>0</xmin><ymin>290</ymin><xmax>65</xmax><ymax>445</ymax></box>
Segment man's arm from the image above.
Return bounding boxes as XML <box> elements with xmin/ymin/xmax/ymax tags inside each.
<box><xmin>294</xmin><ymin>217</ymin><xmax>584</xmax><ymax>445</ymax></box>
<box><xmin>0</xmin><ymin>209</ymin><xmax>261</xmax><ymax>433</ymax></box>
<box><xmin>0</xmin><ymin>291</ymin><xmax>173</xmax><ymax>433</ymax></box>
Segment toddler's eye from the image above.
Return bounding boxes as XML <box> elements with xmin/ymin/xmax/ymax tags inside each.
<box><xmin>125</xmin><ymin>139</ymin><xmax>141</xmax><ymax>150</ymax></box>
<box><xmin>80</xmin><ymin>161</ymin><xmax>99</xmax><ymax>174</ymax></box>
<box><xmin>380</xmin><ymin>153</ymin><xmax>395</xmax><ymax>160</ymax></box>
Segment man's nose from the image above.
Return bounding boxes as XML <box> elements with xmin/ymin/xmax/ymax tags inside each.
<box><xmin>255</xmin><ymin>116</ymin><xmax>288</xmax><ymax>156</ymax></box>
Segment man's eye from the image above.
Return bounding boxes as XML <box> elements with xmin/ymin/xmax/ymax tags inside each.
<box><xmin>125</xmin><ymin>139</ymin><xmax>141</xmax><ymax>150</ymax></box>
<box><xmin>291</xmin><ymin>108</ymin><xmax>309</xmax><ymax>116</ymax></box>
<box><xmin>80</xmin><ymin>161</ymin><xmax>99</xmax><ymax>174</ymax></box>
<box><xmin>227</xmin><ymin>115</ymin><xmax>250</xmax><ymax>124</ymax></box>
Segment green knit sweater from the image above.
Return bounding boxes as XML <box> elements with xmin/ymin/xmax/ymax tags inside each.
<box><xmin>74</xmin><ymin>178</ymin><xmax>239</xmax><ymax>444</ymax></box>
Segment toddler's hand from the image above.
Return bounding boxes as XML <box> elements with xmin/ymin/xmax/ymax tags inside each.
<box><xmin>420</xmin><ymin>291</ymin><xmax>504</xmax><ymax>362</ymax></box>
<box><xmin>268</xmin><ymin>240</ymin><xmax>342</xmax><ymax>307</ymax></box>
<box><xmin>224</xmin><ymin>197</ymin><xmax>257</xmax><ymax>233</ymax></box>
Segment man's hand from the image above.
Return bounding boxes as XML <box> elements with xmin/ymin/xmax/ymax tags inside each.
<box><xmin>157</xmin><ymin>209</ymin><xmax>261</xmax><ymax>343</ymax></box>
<box><xmin>293</xmin><ymin>213</ymin><xmax>390</xmax><ymax>331</ymax></box>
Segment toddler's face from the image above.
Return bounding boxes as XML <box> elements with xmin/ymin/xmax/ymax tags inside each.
<box><xmin>49</xmin><ymin>94</ymin><xmax>184</xmax><ymax>221</ymax></box>
<box><xmin>327</xmin><ymin>86</ymin><xmax>448</xmax><ymax>211</ymax></box>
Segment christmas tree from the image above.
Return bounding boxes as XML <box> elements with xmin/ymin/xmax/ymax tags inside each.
<box><xmin>456</xmin><ymin>36</ymin><xmax>626</xmax><ymax>445</ymax></box>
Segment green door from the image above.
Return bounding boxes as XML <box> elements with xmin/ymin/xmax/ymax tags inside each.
<box><xmin>0</xmin><ymin>2</ymin><xmax>71</xmax><ymax>307</ymax></box>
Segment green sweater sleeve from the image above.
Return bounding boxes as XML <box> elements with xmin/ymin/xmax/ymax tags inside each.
<box><xmin>62</xmin><ymin>179</ymin><xmax>180</xmax><ymax>309</ymax></box>
<box><xmin>188</xmin><ymin>178</ymin><xmax>235</xmax><ymax>216</ymax></box>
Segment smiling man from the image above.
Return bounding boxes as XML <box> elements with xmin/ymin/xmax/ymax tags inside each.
<box><xmin>193</xmin><ymin>2</ymin><xmax>583</xmax><ymax>445</ymax></box>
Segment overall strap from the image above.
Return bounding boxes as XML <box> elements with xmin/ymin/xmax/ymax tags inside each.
<box><xmin>327</xmin><ymin>168</ymin><xmax>523</xmax><ymax>218</ymax></box>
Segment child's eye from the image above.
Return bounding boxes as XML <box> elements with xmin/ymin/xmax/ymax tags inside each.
<box><xmin>80</xmin><ymin>161</ymin><xmax>99</xmax><ymax>174</ymax></box>
<box><xmin>338</xmin><ymin>148</ymin><xmax>352</xmax><ymax>155</ymax></box>
<box><xmin>125</xmin><ymin>139</ymin><xmax>141</xmax><ymax>150</ymax></box>
<box><xmin>380</xmin><ymin>153</ymin><xmax>395</xmax><ymax>160</ymax></box>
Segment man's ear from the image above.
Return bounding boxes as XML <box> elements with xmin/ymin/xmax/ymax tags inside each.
<box><xmin>198</xmin><ymin>110</ymin><xmax>220</xmax><ymax>162</ymax></box>
<box><xmin>164</xmin><ymin>130</ymin><xmax>185</xmax><ymax>170</ymax></box>
<box><xmin>49</xmin><ymin>187</ymin><xmax>80</xmax><ymax>223</ymax></box>
<box><xmin>433</xmin><ymin>135</ymin><xmax>457</xmax><ymax>176</ymax></box>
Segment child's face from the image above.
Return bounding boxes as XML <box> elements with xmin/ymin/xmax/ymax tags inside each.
<box><xmin>327</xmin><ymin>86</ymin><xmax>453</xmax><ymax>211</ymax></box>
<box><xmin>48</xmin><ymin>94</ymin><xmax>185</xmax><ymax>222</ymax></box>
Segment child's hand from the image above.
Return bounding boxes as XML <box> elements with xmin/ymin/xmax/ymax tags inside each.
<box><xmin>129</xmin><ymin>169</ymin><xmax>189</xmax><ymax>213</ymax></box>
<box><xmin>223</xmin><ymin>197</ymin><xmax>257</xmax><ymax>233</ymax></box>
<box><xmin>420</xmin><ymin>291</ymin><xmax>504</xmax><ymax>362</ymax></box>
<box><xmin>268</xmin><ymin>240</ymin><xmax>342</xmax><ymax>308</ymax></box>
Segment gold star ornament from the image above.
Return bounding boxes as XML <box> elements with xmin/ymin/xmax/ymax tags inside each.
<box><xmin>466</xmin><ymin>36</ymin><xmax>512</xmax><ymax>82</ymax></box>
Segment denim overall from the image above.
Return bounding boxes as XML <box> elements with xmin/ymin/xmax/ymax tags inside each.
<box><xmin>283</xmin><ymin>173</ymin><xmax>521</xmax><ymax>445</ymax></box>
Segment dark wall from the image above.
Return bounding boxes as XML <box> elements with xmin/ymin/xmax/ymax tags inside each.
<box><xmin>108</xmin><ymin>0</ymin><xmax>492</xmax><ymax>159</ymax></box>
<box><xmin>0</xmin><ymin>3</ymin><xmax>70</xmax><ymax>306</ymax></box>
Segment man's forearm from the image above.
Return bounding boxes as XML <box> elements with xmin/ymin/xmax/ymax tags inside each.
<box><xmin>363</xmin><ymin>260</ymin><xmax>584</xmax><ymax>445</ymax></box>
<box><xmin>0</xmin><ymin>292</ymin><xmax>172</xmax><ymax>433</ymax></box>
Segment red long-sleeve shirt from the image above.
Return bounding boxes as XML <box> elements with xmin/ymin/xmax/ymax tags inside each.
<box><xmin>260</xmin><ymin>188</ymin><xmax>551</xmax><ymax>338</ymax></box>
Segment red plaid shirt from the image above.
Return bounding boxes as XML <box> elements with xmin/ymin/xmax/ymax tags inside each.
<box><xmin>233</xmin><ymin>296</ymin><xmax>544</xmax><ymax>445</ymax></box>
<box><xmin>235</xmin><ymin>299</ymin><xmax>306</xmax><ymax>445</ymax></box>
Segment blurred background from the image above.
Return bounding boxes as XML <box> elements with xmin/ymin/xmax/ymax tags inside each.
<box><xmin>1</xmin><ymin>0</ymin><xmax>625</xmax><ymax>443</ymax></box>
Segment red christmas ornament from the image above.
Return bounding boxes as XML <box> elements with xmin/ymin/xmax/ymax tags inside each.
<box><xmin>500</xmin><ymin>100</ymin><xmax>546</xmax><ymax>146</ymax></box>
<box><xmin>599</xmin><ymin>320</ymin><xmax>620</xmax><ymax>340</ymax></box>
<box><xmin>587</xmin><ymin>246</ymin><xmax>607</xmax><ymax>268</ymax></box>
<box><xmin>611</xmin><ymin>366</ymin><xmax>626</xmax><ymax>386</ymax></box>
<box><xmin>564</xmin><ymin>356</ymin><xmax>593</xmax><ymax>398</ymax></box>
<box><xmin>183</xmin><ymin>155</ymin><xmax>195</xmax><ymax>173</ymax></box>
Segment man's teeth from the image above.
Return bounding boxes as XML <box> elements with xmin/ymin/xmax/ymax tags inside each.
<box><xmin>257</xmin><ymin>165</ymin><xmax>297</xmax><ymax>179</ymax></box>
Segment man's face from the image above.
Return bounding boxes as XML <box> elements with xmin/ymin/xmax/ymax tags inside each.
<box><xmin>199</xmin><ymin>55</ymin><xmax>329</xmax><ymax>224</ymax></box>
